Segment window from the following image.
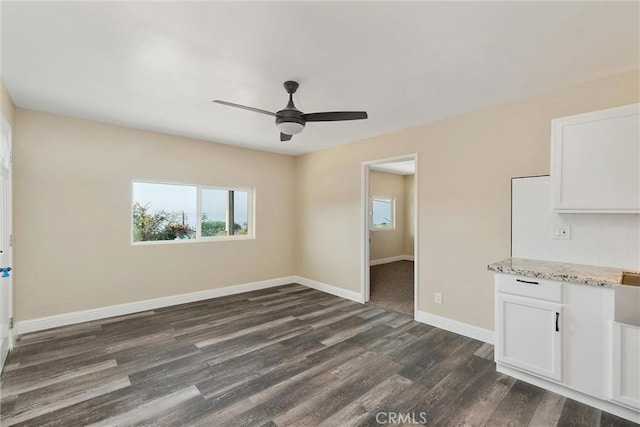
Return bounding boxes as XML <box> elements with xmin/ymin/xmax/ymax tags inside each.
<box><xmin>132</xmin><ymin>182</ymin><xmax>253</xmax><ymax>243</ymax></box>
<box><xmin>370</xmin><ymin>196</ymin><xmax>395</xmax><ymax>230</ymax></box>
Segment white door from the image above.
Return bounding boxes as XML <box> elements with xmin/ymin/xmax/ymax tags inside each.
<box><xmin>496</xmin><ymin>293</ymin><xmax>563</xmax><ymax>381</ymax></box>
<box><xmin>0</xmin><ymin>116</ymin><xmax>13</xmax><ymax>371</ymax></box>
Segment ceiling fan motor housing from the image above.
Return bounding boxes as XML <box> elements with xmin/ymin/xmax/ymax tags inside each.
<box><xmin>276</xmin><ymin>81</ymin><xmax>305</xmax><ymax>134</ymax></box>
<box><xmin>276</xmin><ymin>110</ymin><xmax>305</xmax><ymax>135</ymax></box>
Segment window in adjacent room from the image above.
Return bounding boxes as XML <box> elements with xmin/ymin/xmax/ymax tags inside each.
<box><xmin>370</xmin><ymin>196</ymin><xmax>395</xmax><ymax>230</ymax></box>
<box><xmin>132</xmin><ymin>181</ymin><xmax>253</xmax><ymax>244</ymax></box>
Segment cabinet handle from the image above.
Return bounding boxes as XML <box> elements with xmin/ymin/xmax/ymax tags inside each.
<box><xmin>555</xmin><ymin>312</ymin><xmax>560</xmax><ymax>332</ymax></box>
<box><xmin>516</xmin><ymin>279</ymin><xmax>539</xmax><ymax>285</ymax></box>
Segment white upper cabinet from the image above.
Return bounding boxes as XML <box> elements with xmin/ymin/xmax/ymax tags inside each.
<box><xmin>551</xmin><ymin>103</ymin><xmax>640</xmax><ymax>213</ymax></box>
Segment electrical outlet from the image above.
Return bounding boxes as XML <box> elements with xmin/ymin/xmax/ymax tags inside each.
<box><xmin>435</xmin><ymin>292</ymin><xmax>443</xmax><ymax>305</ymax></box>
<box><xmin>552</xmin><ymin>226</ymin><xmax>571</xmax><ymax>240</ymax></box>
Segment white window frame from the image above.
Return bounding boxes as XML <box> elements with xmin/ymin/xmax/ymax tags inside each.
<box><xmin>131</xmin><ymin>180</ymin><xmax>255</xmax><ymax>245</ymax></box>
<box><xmin>370</xmin><ymin>196</ymin><xmax>395</xmax><ymax>230</ymax></box>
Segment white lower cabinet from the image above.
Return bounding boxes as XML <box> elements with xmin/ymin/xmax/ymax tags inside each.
<box><xmin>495</xmin><ymin>273</ymin><xmax>640</xmax><ymax>423</ymax></box>
<box><xmin>496</xmin><ymin>293</ymin><xmax>562</xmax><ymax>381</ymax></box>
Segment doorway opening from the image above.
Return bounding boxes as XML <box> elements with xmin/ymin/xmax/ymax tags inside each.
<box><xmin>361</xmin><ymin>154</ymin><xmax>417</xmax><ymax>318</ymax></box>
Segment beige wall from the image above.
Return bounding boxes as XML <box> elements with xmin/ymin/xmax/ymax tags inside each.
<box><xmin>295</xmin><ymin>69</ymin><xmax>639</xmax><ymax>330</ymax></box>
<box><xmin>403</xmin><ymin>174</ymin><xmax>415</xmax><ymax>256</ymax></box>
<box><xmin>369</xmin><ymin>171</ymin><xmax>406</xmax><ymax>260</ymax></box>
<box><xmin>1</xmin><ymin>80</ymin><xmax>15</xmax><ymax>126</ymax></box>
<box><xmin>10</xmin><ymin>69</ymin><xmax>639</xmax><ymax>328</ymax></box>
<box><xmin>13</xmin><ymin>109</ymin><xmax>295</xmax><ymax>321</ymax></box>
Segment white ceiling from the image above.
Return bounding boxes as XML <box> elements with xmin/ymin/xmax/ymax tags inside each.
<box><xmin>371</xmin><ymin>160</ymin><xmax>415</xmax><ymax>176</ymax></box>
<box><xmin>1</xmin><ymin>2</ymin><xmax>638</xmax><ymax>156</ymax></box>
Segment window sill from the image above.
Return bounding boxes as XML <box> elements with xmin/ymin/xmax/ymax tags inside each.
<box><xmin>131</xmin><ymin>235</ymin><xmax>255</xmax><ymax>246</ymax></box>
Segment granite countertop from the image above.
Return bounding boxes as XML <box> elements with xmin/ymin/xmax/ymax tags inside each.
<box><xmin>487</xmin><ymin>257</ymin><xmax>639</xmax><ymax>288</ymax></box>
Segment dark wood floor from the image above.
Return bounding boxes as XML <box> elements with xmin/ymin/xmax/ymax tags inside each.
<box><xmin>0</xmin><ymin>284</ymin><xmax>636</xmax><ymax>426</ymax></box>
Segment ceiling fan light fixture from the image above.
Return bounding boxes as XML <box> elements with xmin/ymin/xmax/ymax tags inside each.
<box><xmin>276</xmin><ymin>121</ymin><xmax>305</xmax><ymax>135</ymax></box>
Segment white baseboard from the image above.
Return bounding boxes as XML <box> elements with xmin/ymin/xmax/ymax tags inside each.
<box><xmin>293</xmin><ymin>276</ymin><xmax>364</xmax><ymax>304</ymax></box>
<box><xmin>14</xmin><ymin>276</ymin><xmax>298</xmax><ymax>335</ymax></box>
<box><xmin>415</xmin><ymin>310</ymin><xmax>494</xmax><ymax>344</ymax></box>
<box><xmin>369</xmin><ymin>255</ymin><xmax>414</xmax><ymax>266</ymax></box>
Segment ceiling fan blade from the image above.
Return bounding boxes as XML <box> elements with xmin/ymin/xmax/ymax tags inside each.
<box><xmin>280</xmin><ymin>133</ymin><xmax>292</xmax><ymax>142</ymax></box>
<box><xmin>212</xmin><ymin>100</ymin><xmax>276</xmax><ymax>117</ymax></box>
<box><xmin>303</xmin><ymin>111</ymin><xmax>368</xmax><ymax>122</ymax></box>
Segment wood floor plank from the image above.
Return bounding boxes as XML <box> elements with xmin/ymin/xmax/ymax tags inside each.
<box><xmin>528</xmin><ymin>390</ymin><xmax>567</xmax><ymax>427</ymax></box>
<box><xmin>194</xmin><ymin>316</ymin><xmax>297</xmax><ymax>348</ymax></box>
<box><xmin>199</xmin><ymin>354</ymin><xmax>315</xmax><ymax>416</ymax></box>
<box><xmin>188</xmin><ymin>396</ymin><xmax>257</xmax><ymax>427</ymax></box>
<box><xmin>88</xmin><ymin>386</ymin><xmax>202</xmax><ymax>427</ymax></box>
<box><xmin>485</xmin><ymin>379</ymin><xmax>546</xmax><ymax>427</ymax></box>
<box><xmin>439</xmin><ymin>366</ymin><xmax>515</xmax><ymax>427</ymax></box>
<box><xmin>190</xmin><ymin>342</ymin><xmax>312</xmax><ymax>399</ymax></box>
<box><xmin>136</xmin><ymin>392</ymin><xmax>209</xmax><ymax>427</ymax></box>
<box><xmin>411</xmin><ymin>339</ymin><xmax>483</xmax><ymax>388</ymax></box>
<box><xmin>319</xmin><ymin>312</ymin><xmax>398</xmax><ymax>347</ymax></box>
<box><xmin>412</xmin><ymin>355</ymin><xmax>496</xmax><ymax>425</ymax></box>
<box><xmin>1</xmin><ymin>284</ymin><xmax>630</xmax><ymax>427</ymax></box>
<box><xmin>473</xmin><ymin>342</ymin><xmax>495</xmax><ymax>360</ymax></box>
<box><xmin>385</xmin><ymin>315</ymin><xmax>413</xmax><ymax>328</ymax></box>
<box><xmin>387</xmin><ymin>327</ymin><xmax>451</xmax><ymax>366</ymax></box>
<box><xmin>2</xmin><ymin>359</ymin><xmax>117</xmax><ymax>398</ymax></box>
<box><xmin>318</xmin><ymin>374</ymin><xmax>413</xmax><ymax>427</ymax></box>
<box><xmin>214</xmin><ymin>344</ymin><xmax>370</xmax><ymax>426</ymax></box>
<box><xmin>353</xmin><ymin>380</ymin><xmax>431</xmax><ymax>426</ymax></box>
<box><xmin>599</xmin><ymin>411</ymin><xmax>640</xmax><ymax>427</ymax></box>
<box><xmin>1</xmin><ymin>350</ymin><xmax>112</xmax><ymax>385</ymax></box>
<box><xmin>2</xmin><ymin>377</ymin><xmax>131</xmax><ymax>427</ymax></box>
<box><xmin>295</xmin><ymin>299</ymin><xmax>355</xmax><ymax>320</ymax></box>
<box><xmin>556</xmin><ymin>398</ymin><xmax>601</xmax><ymax>427</ymax></box>
<box><xmin>272</xmin><ymin>352</ymin><xmax>403</xmax><ymax>426</ymax></box>
<box><xmin>397</xmin><ymin>332</ymin><xmax>470</xmax><ymax>381</ymax></box>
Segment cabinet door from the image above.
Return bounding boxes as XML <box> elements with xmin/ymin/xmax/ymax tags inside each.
<box><xmin>496</xmin><ymin>293</ymin><xmax>563</xmax><ymax>381</ymax></box>
<box><xmin>612</xmin><ymin>322</ymin><xmax>640</xmax><ymax>410</ymax></box>
<box><xmin>551</xmin><ymin>103</ymin><xmax>639</xmax><ymax>212</ymax></box>
<box><xmin>562</xmin><ymin>283</ymin><xmax>610</xmax><ymax>398</ymax></box>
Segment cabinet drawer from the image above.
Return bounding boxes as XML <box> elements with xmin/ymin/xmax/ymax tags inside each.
<box><xmin>496</xmin><ymin>274</ymin><xmax>562</xmax><ymax>302</ymax></box>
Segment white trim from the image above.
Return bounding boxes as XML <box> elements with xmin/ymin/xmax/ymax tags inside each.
<box><xmin>369</xmin><ymin>255</ymin><xmax>415</xmax><ymax>266</ymax></box>
<box><xmin>293</xmin><ymin>276</ymin><xmax>364</xmax><ymax>304</ymax></box>
<box><xmin>412</xmin><ymin>156</ymin><xmax>419</xmax><ymax>319</ymax></box>
<box><xmin>362</xmin><ymin>154</ymin><xmax>420</xmax><ymax>166</ymax></box>
<box><xmin>13</xmin><ymin>275</ymin><xmax>366</xmax><ymax>335</ymax></box>
<box><xmin>361</xmin><ymin>153</ymin><xmax>418</xmax><ymax>314</ymax></box>
<box><xmin>498</xmin><ymin>363</ymin><xmax>640</xmax><ymax>424</ymax></box>
<box><xmin>415</xmin><ymin>310</ymin><xmax>495</xmax><ymax>344</ymax></box>
<box><xmin>0</xmin><ymin>114</ymin><xmax>12</xmax><ymax>361</ymax></box>
<box><xmin>362</xmin><ymin>163</ymin><xmax>371</xmax><ymax>302</ymax></box>
<box><xmin>14</xmin><ymin>276</ymin><xmax>298</xmax><ymax>335</ymax></box>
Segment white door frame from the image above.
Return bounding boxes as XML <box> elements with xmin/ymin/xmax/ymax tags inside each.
<box><xmin>361</xmin><ymin>153</ymin><xmax>418</xmax><ymax>318</ymax></box>
<box><xmin>0</xmin><ymin>113</ymin><xmax>13</xmax><ymax>371</ymax></box>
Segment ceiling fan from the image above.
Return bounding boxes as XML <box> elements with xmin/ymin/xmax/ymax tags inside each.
<box><xmin>213</xmin><ymin>81</ymin><xmax>368</xmax><ymax>142</ymax></box>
